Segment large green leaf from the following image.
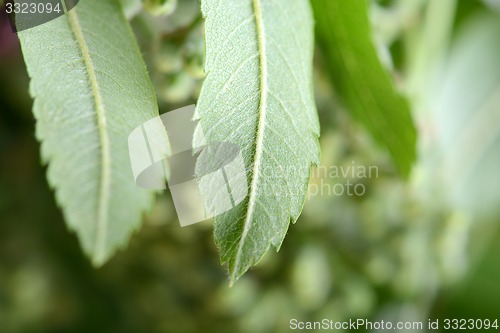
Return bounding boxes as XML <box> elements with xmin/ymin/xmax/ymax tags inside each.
<box><xmin>196</xmin><ymin>0</ymin><xmax>320</xmax><ymax>283</ymax></box>
<box><xmin>312</xmin><ymin>0</ymin><xmax>417</xmax><ymax>176</ymax></box>
<box><xmin>17</xmin><ymin>0</ymin><xmax>160</xmax><ymax>265</ymax></box>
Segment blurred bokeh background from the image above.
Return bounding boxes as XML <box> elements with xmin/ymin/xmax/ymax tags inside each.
<box><xmin>1</xmin><ymin>0</ymin><xmax>500</xmax><ymax>332</ymax></box>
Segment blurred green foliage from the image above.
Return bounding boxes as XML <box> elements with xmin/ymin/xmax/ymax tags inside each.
<box><xmin>1</xmin><ymin>0</ymin><xmax>500</xmax><ymax>332</ymax></box>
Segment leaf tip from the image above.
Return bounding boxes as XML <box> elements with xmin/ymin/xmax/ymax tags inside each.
<box><xmin>90</xmin><ymin>252</ymin><xmax>108</xmax><ymax>268</ymax></box>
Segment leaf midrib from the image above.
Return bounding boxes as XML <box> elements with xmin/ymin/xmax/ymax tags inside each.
<box><xmin>67</xmin><ymin>7</ymin><xmax>111</xmax><ymax>264</ymax></box>
<box><xmin>230</xmin><ymin>0</ymin><xmax>268</xmax><ymax>283</ymax></box>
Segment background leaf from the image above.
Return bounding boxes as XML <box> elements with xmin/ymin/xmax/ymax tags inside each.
<box><xmin>196</xmin><ymin>0</ymin><xmax>320</xmax><ymax>283</ymax></box>
<box><xmin>17</xmin><ymin>0</ymin><xmax>161</xmax><ymax>265</ymax></box>
<box><xmin>424</xmin><ymin>12</ymin><xmax>500</xmax><ymax>217</ymax></box>
<box><xmin>312</xmin><ymin>0</ymin><xmax>417</xmax><ymax>176</ymax></box>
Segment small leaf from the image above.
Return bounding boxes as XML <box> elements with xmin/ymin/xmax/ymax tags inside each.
<box><xmin>196</xmin><ymin>0</ymin><xmax>320</xmax><ymax>283</ymax></box>
<box><xmin>312</xmin><ymin>0</ymin><xmax>417</xmax><ymax>177</ymax></box>
<box><xmin>17</xmin><ymin>0</ymin><xmax>161</xmax><ymax>265</ymax></box>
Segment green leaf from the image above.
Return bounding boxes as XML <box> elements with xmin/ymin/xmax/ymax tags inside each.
<box><xmin>312</xmin><ymin>0</ymin><xmax>417</xmax><ymax>177</ymax></box>
<box><xmin>17</xmin><ymin>0</ymin><xmax>160</xmax><ymax>265</ymax></box>
<box><xmin>425</xmin><ymin>12</ymin><xmax>500</xmax><ymax>217</ymax></box>
<box><xmin>196</xmin><ymin>0</ymin><xmax>320</xmax><ymax>284</ymax></box>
